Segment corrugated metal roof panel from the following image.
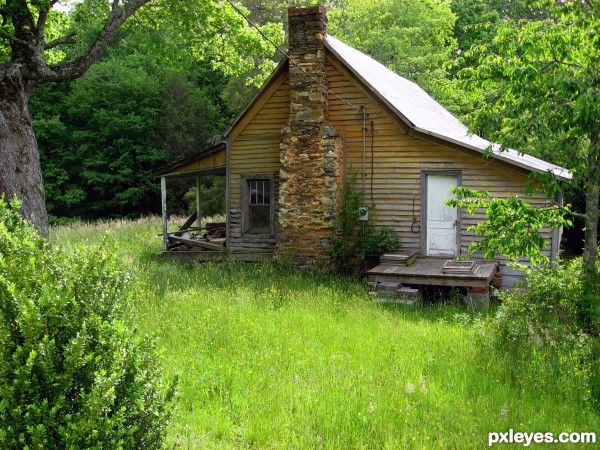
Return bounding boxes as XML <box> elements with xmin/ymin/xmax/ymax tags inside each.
<box><xmin>325</xmin><ymin>35</ymin><xmax>571</xmax><ymax>180</ymax></box>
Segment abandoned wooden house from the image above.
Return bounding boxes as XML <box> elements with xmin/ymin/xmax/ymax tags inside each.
<box><xmin>153</xmin><ymin>5</ymin><xmax>571</xmax><ymax>294</ymax></box>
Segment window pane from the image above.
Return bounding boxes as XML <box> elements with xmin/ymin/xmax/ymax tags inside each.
<box><xmin>246</xmin><ymin>179</ymin><xmax>272</xmax><ymax>233</ymax></box>
<box><xmin>248</xmin><ymin>204</ymin><xmax>270</xmax><ymax>232</ymax></box>
<box><xmin>250</xmin><ymin>181</ymin><xmax>257</xmax><ymax>204</ymax></box>
<box><xmin>249</xmin><ymin>180</ymin><xmax>270</xmax><ymax>205</ymax></box>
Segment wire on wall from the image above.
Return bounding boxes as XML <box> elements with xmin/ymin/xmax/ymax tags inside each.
<box><xmin>358</xmin><ymin>105</ymin><xmax>367</xmax><ymax>206</ymax></box>
<box><xmin>370</xmin><ymin>120</ymin><xmax>374</xmax><ymax>206</ymax></box>
<box><xmin>411</xmin><ymin>196</ymin><xmax>421</xmax><ymax>234</ymax></box>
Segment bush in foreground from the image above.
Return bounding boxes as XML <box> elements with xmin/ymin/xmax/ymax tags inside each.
<box><xmin>0</xmin><ymin>196</ymin><xmax>174</xmax><ymax>449</ymax></box>
<box><xmin>485</xmin><ymin>259</ymin><xmax>598</xmax><ymax>407</ymax></box>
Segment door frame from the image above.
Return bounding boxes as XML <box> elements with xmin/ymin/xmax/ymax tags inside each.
<box><xmin>420</xmin><ymin>170</ymin><xmax>462</xmax><ymax>257</ymax></box>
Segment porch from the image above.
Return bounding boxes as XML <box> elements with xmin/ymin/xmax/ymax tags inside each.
<box><xmin>368</xmin><ymin>258</ymin><xmax>500</xmax><ymax>297</ymax></box>
<box><xmin>151</xmin><ymin>138</ymin><xmax>227</xmax><ymax>255</ymax></box>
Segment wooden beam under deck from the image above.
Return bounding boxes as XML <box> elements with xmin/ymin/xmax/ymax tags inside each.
<box><xmin>368</xmin><ymin>258</ymin><xmax>498</xmax><ymax>289</ymax></box>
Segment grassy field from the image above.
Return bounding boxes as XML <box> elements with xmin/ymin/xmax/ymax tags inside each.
<box><xmin>51</xmin><ymin>217</ymin><xmax>600</xmax><ymax>449</ymax></box>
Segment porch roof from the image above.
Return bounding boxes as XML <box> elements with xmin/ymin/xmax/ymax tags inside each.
<box><xmin>151</xmin><ymin>139</ymin><xmax>226</xmax><ymax>178</ymax></box>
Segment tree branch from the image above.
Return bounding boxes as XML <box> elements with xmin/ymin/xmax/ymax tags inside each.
<box><xmin>0</xmin><ymin>28</ymin><xmax>35</xmax><ymax>50</ymax></box>
<box><xmin>29</xmin><ymin>0</ymin><xmax>153</xmax><ymax>82</ymax></box>
<box><xmin>36</xmin><ymin>1</ymin><xmax>59</xmax><ymax>44</ymax></box>
<box><xmin>542</xmin><ymin>200</ymin><xmax>587</xmax><ymax>219</ymax></box>
<box><xmin>44</xmin><ymin>31</ymin><xmax>77</xmax><ymax>50</ymax></box>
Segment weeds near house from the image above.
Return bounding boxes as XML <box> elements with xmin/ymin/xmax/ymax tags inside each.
<box><xmin>51</xmin><ymin>217</ymin><xmax>600</xmax><ymax>449</ymax></box>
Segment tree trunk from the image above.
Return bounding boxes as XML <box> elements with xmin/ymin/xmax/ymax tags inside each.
<box><xmin>0</xmin><ymin>73</ymin><xmax>49</xmax><ymax>237</ymax></box>
<box><xmin>582</xmin><ymin>133</ymin><xmax>599</xmax><ymax>271</ymax></box>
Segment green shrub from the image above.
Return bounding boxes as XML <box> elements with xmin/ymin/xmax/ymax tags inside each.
<box><xmin>0</xmin><ymin>196</ymin><xmax>174</xmax><ymax>449</ymax></box>
<box><xmin>331</xmin><ymin>176</ymin><xmax>400</xmax><ymax>272</ymax></box>
<box><xmin>484</xmin><ymin>259</ymin><xmax>595</xmax><ymax>405</ymax></box>
<box><xmin>331</xmin><ymin>176</ymin><xmax>363</xmax><ymax>272</ymax></box>
<box><xmin>355</xmin><ymin>224</ymin><xmax>401</xmax><ymax>261</ymax></box>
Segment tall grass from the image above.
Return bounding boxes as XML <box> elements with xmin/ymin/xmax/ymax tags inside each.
<box><xmin>52</xmin><ymin>217</ymin><xmax>600</xmax><ymax>449</ymax></box>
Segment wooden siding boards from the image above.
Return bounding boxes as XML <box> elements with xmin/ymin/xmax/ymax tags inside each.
<box><xmin>325</xmin><ymin>56</ymin><xmax>555</xmax><ymax>263</ymax></box>
<box><xmin>228</xmin><ymin>71</ymin><xmax>289</xmax><ymax>255</ymax></box>
<box><xmin>166</xmin><ymin>149</ymin><xmax>226</xmax><ymax>176</ymax></box>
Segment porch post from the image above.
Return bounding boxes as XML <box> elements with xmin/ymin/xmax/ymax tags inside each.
<box><xmin>551</xmin><ymin>191</ymin><xmax>563</xmax><ymax>261</ymax></box>
<box><xmin>195</xmin><ymin>175</ymin><xmax>202</xmax><ymax>232</ymax></box>
<box><xmin>161</xmin><ymin>176</ymin><xmax>168</xmax><ymax>251</ymax></box>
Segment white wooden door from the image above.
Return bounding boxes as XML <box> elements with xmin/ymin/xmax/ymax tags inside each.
<box><xmin>426</xmin><ymin>174</ymin><xmax>458</xmax><ymax>257</ymax></box>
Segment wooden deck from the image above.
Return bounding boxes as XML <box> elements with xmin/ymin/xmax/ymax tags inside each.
<box><xmin>368</xmin><ymin>258</ymin><xmax>498</xmax><ymax>289</ymax></box>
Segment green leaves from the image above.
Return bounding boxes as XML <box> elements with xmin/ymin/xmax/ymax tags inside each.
<box><xmin>331</xmin><ymin>176</ymin><xmax>400</xmax><ymax>272</ymax></box>
<box><xmin>328</xmin><ymin>0</ymin><xmax>456</xmax><ymax>91</ymax></box>
<box><xmin>452</xmin><ymin>0</ymin><xmax>600</xmax><ymax>270</ymax></box>
<box><xmin>457</xmin><ymin>1</ymin><xmax>599</xmax><ymax>165</ymax></box>
<box><xmin>446</xmin><ymin>187</ymin><xmax>572</xmax><ymax>265</ymax></box>
<box><xmin>0</xmin><ymin>196</ymin><xmax>174</xmax><ymax>449</ymax></box>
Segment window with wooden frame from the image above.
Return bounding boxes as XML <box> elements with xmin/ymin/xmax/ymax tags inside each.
<box><xmin>242</xmin><ymin>176</ymin><xmax>274</xmax><ymax>235</ymax></box>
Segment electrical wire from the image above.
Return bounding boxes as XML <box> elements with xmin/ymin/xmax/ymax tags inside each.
<box><xmin>360</xmin><ymin>105</ymin><xmax>366</xmax><ymax>206</ymax></box>
<box><xmin>224</xmin><ymin>0</ymin><xmax>361</xmax><ymax>111</ymax></box>
<box><xmin>370</xmin><ymin>120</ymin><xmax>374</xmax><ymax>206</ymax></box>
<box><xmin>411</xmin><ymin>196</ymin><xmax>421</xmax><ymax>234</ymax></box>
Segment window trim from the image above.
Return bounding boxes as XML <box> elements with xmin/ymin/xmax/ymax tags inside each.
<box><xmin>241</xmin><ymin>174</ymin><xmax>275</xmax><ymax>236</ymax></box>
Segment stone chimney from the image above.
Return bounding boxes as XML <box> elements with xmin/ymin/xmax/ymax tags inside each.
<box><xmin>276</xmin><ymin>5</ymin><xmax>343</xmax><ymax>265</ymax></box>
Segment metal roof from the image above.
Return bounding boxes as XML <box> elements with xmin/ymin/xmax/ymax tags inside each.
<box><xmin>325</xmin><ymin>35</ymin><xmax>572</xmax><ymax>180</ymax></box>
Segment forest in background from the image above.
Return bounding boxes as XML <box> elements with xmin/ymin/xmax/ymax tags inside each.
<box><xmin>27</xmin><ymin>0</ymin><xmax>588</xmax><ymax>250</ymax></box>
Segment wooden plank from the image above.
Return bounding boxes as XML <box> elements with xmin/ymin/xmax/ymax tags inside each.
<box><xmin>195</xmin><ymin>175</ymin><xmax>202</xmax><ymax>230</ymax></box>
<box><xmin>367</xmin><ymin>259</ymin><xmax>497</xmax><ymax>289</ymax></box>
<box><xmin>167</xmin><ymin>236</ymin><xmax>226</xmax><ymax>252</ymax></box>
<box><xmin>168</xmin><ymin>148</ymin><xmax>226</xmax><ymax>175</ymax></box>
<box><xmin>177</xmin><ymin>210</ymin><xmax>198</xmax><ymax>235</ymax></box>
<box><xmin>158</xmin><ymin>251</ymin><xmax>228</xmax><ymax>262</ymax></box>
<box><xmin>230</xmin><ymin>70</ymin><xmax>288</xmax><ymax>141</ymax></box>
<box><xmin>226</xmin><ymin>135</ymin><xmax>231</xmax><ymax>252</ymax></box>
<box><xmin>327</xmin><ymin>54</ymin><xmax>410</xmax><ymax>134</ymax></box>
<box><xmin>371</xmin><ymin>274</ymin><xmax>491</xmax><ymax>288</ymax></box>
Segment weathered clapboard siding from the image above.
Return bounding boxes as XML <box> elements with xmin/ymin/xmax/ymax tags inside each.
<box><xmin>228</xmin><ymin>71</ymin><xmax>289</xmax><ymax>254</ymax></box>
<box><xmin>326</xmin><ymin>55</ymin><xmax>555</xmax><ymax>262</ymax></box>
<box><xmin>168</xmin><ymin>148</ymin><xmax>226</xmax><ymax>175</ymax></box>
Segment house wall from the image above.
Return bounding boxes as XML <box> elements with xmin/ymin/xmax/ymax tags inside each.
<box><xmin>228</xmin><ymin>73</ymin><xmax>289</xmax><ymax>256</ymax></box>
<box><xmin>325</xmin><ymin>55</ymin><xmax>554</xmax><ymax>286</ymax></box>
<box><xmin>225</xmin><ymin>51</ymin><xmax>556</xmax><ymax>284</ymax></box>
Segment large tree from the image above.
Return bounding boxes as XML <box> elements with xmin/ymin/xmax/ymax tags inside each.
<box><xmin>457</xmin><ymin>0</ymin><xmax>599</xmax><ymax>274</ymax></box>
<box><xmin>0</xmin><ymin>0</ymin><xmax>152</xmax><ymax>236</ymax></box>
